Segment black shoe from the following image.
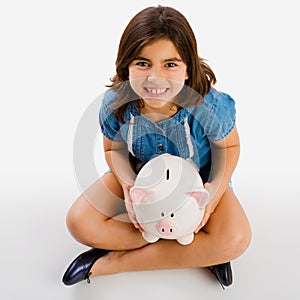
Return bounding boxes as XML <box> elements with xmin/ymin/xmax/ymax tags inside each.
<box><xmin>62</xmin><ymin>248</ymin><xmax>111</xmax><ymax>286</ymax></box>
<box><xmin>208</xmin><ymin>262</ymin><xmax>233</xmax><ymax>289</ymax></box>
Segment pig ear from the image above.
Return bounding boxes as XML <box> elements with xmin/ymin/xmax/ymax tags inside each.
<box><xmin>188</xmin><ymin>189</ymin><xmax>210</xmax><ymax>208</ymax></box>
<box><xmin>130</xmin><ymin>188</ymin><xmax>153</xmax><ymax>204</ymax></box>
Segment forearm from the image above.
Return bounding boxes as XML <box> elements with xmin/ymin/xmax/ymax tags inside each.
<box><xmin>105</xmin><ymin>148</ymin><xmax>136</xmax><ymax>189</ymax></box>
<box><xmin>208</xmin><ymin>143</ymin><xmax>240</xmax><ymax>203</ymax></box>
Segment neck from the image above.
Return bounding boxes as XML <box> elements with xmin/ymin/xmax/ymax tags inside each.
<box><xmin>140</xmin><ymin>103</ymin><xmax>178</xmax><ymax>122</ymax></box>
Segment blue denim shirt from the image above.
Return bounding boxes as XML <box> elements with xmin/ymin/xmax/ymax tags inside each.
<box><xmin>99</xmin><ymin>87</ymin><xmax>236</xmax><ymax>171</ymax></box>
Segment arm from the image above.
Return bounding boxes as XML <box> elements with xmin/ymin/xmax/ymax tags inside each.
<box><xmin>103</xmin><ymin>136</ymin><xmax>136</xmax><ymax>190</ymax></box>
<box><xmin>198</xmin><ymin>125</ymin><xmax>240</xmax><ymax>229</ymax></box>
<box><xmin>103</xmin><ymin>136</ymin><xmax>142</xmax><ymax>229</ymax></box>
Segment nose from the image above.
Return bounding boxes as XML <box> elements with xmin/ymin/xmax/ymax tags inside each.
<box><xmin>148</xmin><ymin>66</ymin><xmax>164</xmax><ymax>81</ymax></box>
<box><xmin>156</xmin><ymin>219</ymin><xmax>176</xmax><ymax>236</ymax></box>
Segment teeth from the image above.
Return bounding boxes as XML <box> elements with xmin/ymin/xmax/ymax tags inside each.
<box><xmin>146</xmin><ymin>88</ymin><xmax>167</xmax><ymax>94</ymax></box>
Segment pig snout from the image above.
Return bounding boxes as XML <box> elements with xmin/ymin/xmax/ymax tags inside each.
<box><xmin>156</xmin><ymin>219</ymin><xmax>176</xmax><ymax>236</ymax></box>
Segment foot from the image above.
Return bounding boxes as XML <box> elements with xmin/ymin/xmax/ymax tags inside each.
<box><xmin>62</xmin><ymin>248</ymin><xmax>111</xmax><ymax>286</ymax></box>
<box><xmin>208</xmin><ymin>262</ymin><xmax>233</xmax><ymax>289</ymax></box>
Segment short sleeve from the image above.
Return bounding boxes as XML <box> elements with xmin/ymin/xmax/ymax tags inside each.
<box><xmin>200</xmin><ymin>89</ymin><xmax>236</xmax><ymax>141</ymax></box>
<box><xmin>99</xmin><ymin>89</ymin><xmax>124</xmax><ymax>142</ymax></box>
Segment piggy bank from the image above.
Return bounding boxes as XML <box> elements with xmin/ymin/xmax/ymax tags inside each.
<box><xmin>130</xmin><ymin>154</ymin><xmax>210</xmax><ymax>245</ymax></box>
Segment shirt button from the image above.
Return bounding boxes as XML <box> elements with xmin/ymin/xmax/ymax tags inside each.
<box><xmin>158</xmin><ymin>144</ymin><xmax>164</xmax><ymax>151</ymax></box>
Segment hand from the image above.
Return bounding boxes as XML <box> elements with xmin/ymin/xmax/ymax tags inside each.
<box><xmin>123</xmin><ymin>184</ymin><xmax>144</xmax><ymax>232</ymax></box>
<box><xmin>194</xmin><ymin>183</ymin><xmax>218</xmax><ymax>233</ymax></box>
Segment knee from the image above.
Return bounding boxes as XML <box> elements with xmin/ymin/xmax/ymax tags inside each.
<box><xmin>219</xmin><ymin>224</ymin><xmax>252</xmax><ymax>261</ymax></box>
<box><xmin>65</xmin><ymin>198</ymin><xmax>106</xmax><ymax>247</ymax></box>
<box><xmin>65</xmin><ymin>204</ymin><xmax>88</xmax><ymax>244</ymax></box>
<box><xmin>65</xmin><ymin>205</ymin><xmax>81</xmax><ymax>237</ymax></box>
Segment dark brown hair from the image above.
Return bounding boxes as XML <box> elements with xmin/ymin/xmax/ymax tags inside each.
<box><xmin>108</xmin><ymin>5</ymin><xmax>216</xmax><ymax>122</ymax></box>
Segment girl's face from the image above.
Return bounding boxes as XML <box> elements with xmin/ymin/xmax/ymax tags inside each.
<box><xmin>128</xmin><ymin>38</ymin><xmax>188</xmax><ymax>114</ymax></box>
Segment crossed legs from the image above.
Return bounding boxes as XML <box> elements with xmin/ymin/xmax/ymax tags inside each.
<box><xmin>66</xmin><ymin>172</ymin><xmax>251</xmax><ymax>276</ymax></box>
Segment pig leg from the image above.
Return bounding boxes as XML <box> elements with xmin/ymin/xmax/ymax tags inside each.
<box><xmin>142</xmin><ymin>232</ymin><xmax>160</xmax><ymax>243</ymax></box>
<box><xmin>176</xmin><ymin>233</ymin><xmax>194</xmax><ymax>245</ymax></box>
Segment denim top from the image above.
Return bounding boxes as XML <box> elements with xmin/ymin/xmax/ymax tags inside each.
<box><xmin>99</xmin><ymin>87</ymin><xmax>236</xmax><ymax>170</ymax></box>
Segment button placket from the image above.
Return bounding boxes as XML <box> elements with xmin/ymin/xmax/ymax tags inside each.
<box><xmin>157</xmin><ymin>144</ymin><xmax>164</xmax><ymax>151</ymax></box>
<box><xmin>156</xmin><ymin>133</ymin><xmax>166</xmax><ymax>153</ymax></box>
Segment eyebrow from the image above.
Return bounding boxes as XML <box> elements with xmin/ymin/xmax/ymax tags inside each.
<box><xmin>134</xmin><ymin>56</ymin><xmax>183</xmax><ymax>63</ymax></box>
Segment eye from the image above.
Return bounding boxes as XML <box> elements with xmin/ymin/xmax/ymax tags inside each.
<box><xmin>161</xmin><ymin>212</ymin><xmax>165</xmax><ymax>217</ymax></box>
<box><xmin>165</xmin><ymin>62</ymin><xmax>177</xmax><ymax>68</ymax></box>
<box><xmin>170</xmin><ymin>213</ymin><xmax>175</xmax><ymax>218</ymax></box>
<box><xmin>135</xmin><ymin>61</ymin><xmax>150</xmax><ymax>67</ymax></box>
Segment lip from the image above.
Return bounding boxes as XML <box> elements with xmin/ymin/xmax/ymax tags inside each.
<box><xmin>143</xmin><ymin>87</ymin><xmax>170</xmax><ymax>98</ymax></box>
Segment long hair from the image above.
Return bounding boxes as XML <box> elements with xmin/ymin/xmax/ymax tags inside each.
<box><xmin>108</xmin><ymin>5</ymin><xmax>216</xmax><ymax>122</ymax></box>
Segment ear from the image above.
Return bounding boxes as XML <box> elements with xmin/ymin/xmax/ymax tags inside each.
<box><xmin>185</xmin><ymin>70</ymin><xmax>189</xmax><ymax>80</ymax></box>
<box><xmin>130</xmin><ymin>187</ymin><xmax>153</xmax><ymax>204</ymax></box>
<box><xmin>188</xmin><ymin>189</ymin><xmax>210</xmax><ymax>208</ymax></box>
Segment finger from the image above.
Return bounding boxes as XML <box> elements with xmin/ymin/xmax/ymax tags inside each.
<box><xmin>133</xmin><ymin>220</ymin><xmax>144</xmax><ymax>232</ymax></box>
<box><xmin>194</xmin><ymin>224</ymin><xmax>202</xmax><ymax>234</ymax></box>
<box><xmin>138</xmin><ymin>225</ymin><xmax>144</xmax><ymax>232</ymax></box>
<box><xmin>200</xmin><ymin>210</ymin><xmax>211</xmax><ymax>228</ymax></box>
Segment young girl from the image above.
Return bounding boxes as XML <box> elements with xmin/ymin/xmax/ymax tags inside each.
<box><xmin>62</xmin><ymin>5</ymin><xmax>251</xmax><ymax>288</ymax></box>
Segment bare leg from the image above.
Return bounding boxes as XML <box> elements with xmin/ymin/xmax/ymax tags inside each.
<box><xmin>66</xmin><ymin>172</ymin><xmax>251</xmax><ymax>276</ymax></box>
<box><xmin>89</xmin><ymin>185</ymin><xmax>251</xmax><ymax>276</ymax></box>
<box><xmin>66</xmin><ymin>172</ymin><xmax>148</xmax><ymax>250</ymax></box>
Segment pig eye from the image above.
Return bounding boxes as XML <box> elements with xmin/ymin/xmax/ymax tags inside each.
<box><xmin>161</xmin><ymin>212</ymin><xmax>165</xmax><ymax>217</ymax></box>
<box><xmin>170</xmin><ymin>213</ymin><xmax>175</xmax><ymax>218</ymax></box>
<box><xmin>166</xmin><ymin>169</ymin><xmax>170</xmax><ymax>180</ymax></box>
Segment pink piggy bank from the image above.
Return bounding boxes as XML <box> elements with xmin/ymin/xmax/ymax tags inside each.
<box><xmin>130</xmin><ymin>154</ymin><xmax>210</xmax><ymax>245</ymax></box>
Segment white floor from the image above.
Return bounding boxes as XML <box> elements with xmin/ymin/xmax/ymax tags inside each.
<box><xmin>1</xmin><ymin>168</ymin><xmax>299</xmax><ymax>300</ymax></box>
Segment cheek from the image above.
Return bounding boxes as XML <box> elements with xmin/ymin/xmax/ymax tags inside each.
<box><xmin>167</xmin><ymin>70</ymin><xmax>188</xmax><ymax>84</ymax></box>
<box><xmin>129</xmin><ymin>68</ymin><xmax>147</xmax><ymax>80</ymax></box>
<box><xmin>128</xmin><ymin>69</ymin><xmax>145</xmax><ymax>96</ymax></box>
<box><xmin>128</xmin><ymin>68</ymin><xmax>136</xmax><ymax>79</ymax></box>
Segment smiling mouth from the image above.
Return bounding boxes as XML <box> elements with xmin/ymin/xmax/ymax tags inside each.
<box><xmin>144</xmin><ymin>87</ymin><xmax>169</xmax><ymax>96</ymax></box>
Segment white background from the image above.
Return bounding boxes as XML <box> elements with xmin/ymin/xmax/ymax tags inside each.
<box><xmin>1</xmin><ymin>0</ymin><xmax>299</xmax><ymax>299</ymax></box>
